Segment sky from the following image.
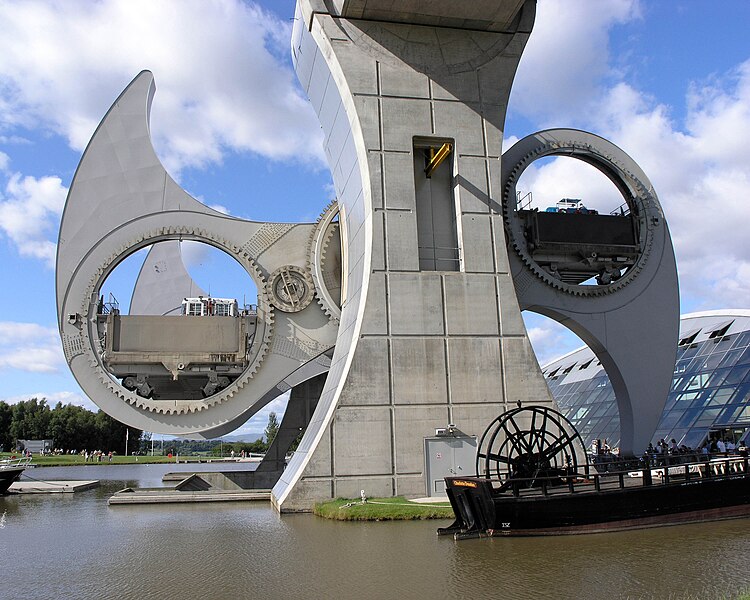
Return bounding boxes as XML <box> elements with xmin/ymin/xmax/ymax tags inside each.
<box><xmin>0</xmin><ymin>0</ymin><xmax>749</xmax><ymax>439</ymax></box>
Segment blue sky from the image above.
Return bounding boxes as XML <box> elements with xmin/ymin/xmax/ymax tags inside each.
<box><xmin>0</xmin><ymin>0</ymin><xmax>749</xmax><ymax>438</ymax></box>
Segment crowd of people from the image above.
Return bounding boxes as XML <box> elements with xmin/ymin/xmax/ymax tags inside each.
<box><xmin>643</xmin><ymin>436</ymin><xmax>747</xmax><ymax>466</ymax></box>
<box><xmin>81</xmin><ymin>450</ymin><xmax>114</xmax><ymax>462</ymax></box>
<box><xmin>588</xmin><ymin>435</ymin><xmax>748</xmax><ymax>471</ymax></box>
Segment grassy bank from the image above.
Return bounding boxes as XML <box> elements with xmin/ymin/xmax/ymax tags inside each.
<box><xmin>314</xmin><ymin>496</ymin><xmax>454</xmax><ymax>521</ymax></box>
<box><xmin>0</xmin><ymin>452</ymin><xmax>239</xmax><ymax>467</ymax></box>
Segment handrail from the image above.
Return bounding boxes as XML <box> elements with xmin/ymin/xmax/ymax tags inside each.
<box><xmin>610</xmin><ymin>201</ymin><xmax>631</xmax><ymax>216</ymax></box>
<box><xmin>476</xmin><ymin>455</ymin><xmax>749</xmax><ymax>497</ymax></box>
<box><xmin>517</xmin><ymin>191</ymin><xmax>533</xmax><ymax>211</ymax></box>
<box><xmin>0</xmin><ymin>457</ymin><xmax>32</xmax><ymax>469</ymax></box>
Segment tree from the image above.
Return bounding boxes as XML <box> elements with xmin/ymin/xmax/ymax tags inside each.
<box><xmin>140</xmin><ymin>431</ymin><xmax>152</xmax><ymax>455</ymax></box>
<box><xmin>0</xmin><ymin>399</ymin><xmax>141</xmax><ymax>454</ymax></box>
<box><xmin>0</xmin><ymin>402</ymin><xmax>12</xmax><ymax>451</ymax></box>
<box><xmin>264</xmin><ymin>412</ymin><xmax>280</xmax><ymax>447</ymax></box>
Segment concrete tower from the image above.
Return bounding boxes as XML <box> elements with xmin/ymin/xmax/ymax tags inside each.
<box><xmin>273</xmin><ymin>0</ymin><xmax>557</xmax><ymax>510</ymax></box>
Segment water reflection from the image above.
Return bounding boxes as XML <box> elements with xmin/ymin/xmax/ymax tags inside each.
<box><xmin>2</xmin><ymin>464</ymin><xmax>749</xmax><ymax>599</ymax></box>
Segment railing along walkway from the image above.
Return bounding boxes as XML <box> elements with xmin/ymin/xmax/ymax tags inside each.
<box><xmin>491</xmin><ymin>456</ymin><xmax>749</xmax><ymax>499</ymax></box>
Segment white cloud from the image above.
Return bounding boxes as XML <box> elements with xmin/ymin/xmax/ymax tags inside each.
<box><xmin>525</xmin><ymin>315</ymin><xmax>584</xmax><ymax>367</ymax></box>
<box><xmin>0</xmin><ymin>172</ymin><xmax>68</xmax><ymax>267</ymax></box>
<box><xmin>0</xmin><ymin>0</ymin><xmax>324</xmax><ymax>175</ymax></box>
<box><xmin>0</xmin><ymin>321</ymin><xmax>64</xmax><ymax>373</ymax></box>
<box><xmin>230</xmin><ymin>391</ymin><xmax>290</xmax><ymax>438</ymax></box>
<box><xmin>0</xmin><ymin>151</ymin><xmax>8</xmax><ymax>172</ymax></box>
<box><xmin>592</xmin><ymin>66</ymin><xmax>750</xmax><ymax>310</ymax></box>
<box><xmin>510</xmin><ymin>0</ymin><xmax>641</xmax><ymax>126</ymax></box>
<box><xmin>516</xmin><ymin>157</ymin><xmax>624</xmax><ymax>213</ymax></box>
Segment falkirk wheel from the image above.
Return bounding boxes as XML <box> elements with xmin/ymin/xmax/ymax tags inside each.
<box><xmin>56</xmin><ymin>0</ymin><xmax>679</xmax><ymax>511</ymax></box>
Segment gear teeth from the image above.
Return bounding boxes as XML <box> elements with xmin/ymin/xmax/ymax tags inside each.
<box><xmin>502</xmin><ymin>133</ymin><xmax>656</xmax><ymax>297</ymax></box>
<box><xmin>307</xmin><ymin>201</ymin><xmax>342</xmax><ymax>322</ymax></box>
<box><xmin>267</xmin><ymin>265</ymin><xmax>315</xmax><ymax>312</ymax></box>
<box><xmin>78</xmin><ymin>224</ymin><xmax>275</xmax><ymax>416</ymax></box>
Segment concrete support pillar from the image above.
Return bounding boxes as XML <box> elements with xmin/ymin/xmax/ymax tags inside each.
<box><xmin>273</xmin><ymin>0</ymin><xmax>555</xmax><ymax>511</ymax></box>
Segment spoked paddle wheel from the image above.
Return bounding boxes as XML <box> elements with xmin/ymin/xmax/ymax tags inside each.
<box><xmin>476</xmin><ymin>405</ymin><xmax>589</xmax><ymax>488</ymax></box>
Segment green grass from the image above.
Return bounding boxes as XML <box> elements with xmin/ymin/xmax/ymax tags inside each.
<box><xmin>0</xmin><ymin>452</ymin><xmax>228</xmax><ymax>467</ymax></box>
<box><xmin>314</xmin><ymin>496</ymin><xmax>454</xmax><ymax>521</ymax></box>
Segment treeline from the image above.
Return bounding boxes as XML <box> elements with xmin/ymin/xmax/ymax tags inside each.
<box><xmin>0</xmin><ymin>398</ymin><xmax>141</xmax><ymax>455</ymax></box>
<box><xmin>158</xmin><ymin>412</ymin><xmax>281</xmax><ymax>456</ymax></box>
<box><xmin>158</xmin><ymin>438</ymin><xmax>267</xmax><ymax>456</ymax></box>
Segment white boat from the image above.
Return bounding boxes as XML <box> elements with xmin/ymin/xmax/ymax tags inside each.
<box><xmin>0</xmin><ymin>458</ymin><xmax>31</xmax><ymax>494</ymax></box>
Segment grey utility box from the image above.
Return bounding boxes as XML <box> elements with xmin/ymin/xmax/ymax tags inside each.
<box><xmin>424</xmin><ymin>434</ymin><xmax>478</xmax><ymax>497</ymax></box>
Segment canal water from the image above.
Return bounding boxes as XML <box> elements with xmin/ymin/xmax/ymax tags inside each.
<box><xmin>2</xmin><ymin>464</ymin><xmax>750</xmax><ymax>600</ymax></box>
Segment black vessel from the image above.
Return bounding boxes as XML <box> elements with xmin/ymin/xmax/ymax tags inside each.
<box><xmin>439</xmin><ymin>406</ymin><xmax>750</xmax><ymax>538</ymax></box>
<box><xmin>0</xmin><ymin>458</ymin><xmax>30</xmax><ymax>494</ymax></box>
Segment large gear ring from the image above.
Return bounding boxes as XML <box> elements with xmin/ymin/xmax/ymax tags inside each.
<box><xmin>78</xmin><ymin>222</ymin><xmax>274</xmax><ymax>416</ymax></box>
<box><xmin>308</xmin><ymin>202</ymin><xmax>342</xmax><ymax>322</ymax></box>
<box><xmin>501</xmin><ymin>129</ymin><xmax>663</xmax><ymax>297</ymax></box>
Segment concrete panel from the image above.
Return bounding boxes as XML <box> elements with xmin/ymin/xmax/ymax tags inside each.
<box><xmin>276</xmin><ymin>478</ymin><xmax>333</xmax><ymax>512</ymax></box>
<box><xmin>478</xmin><ymin>48</ymin><xmax>518</xmax><ymax>108</ymax></box>
<box><xmin>368</xmin><ymin>151</ymin><xmax>383</xmax><ymax>209</ymax></box>
<box><xmin>353</xmin><ymin>95</ymin><xmax>382</xmax><ymax>151</ymax></box>
<box><xmin>501</xmin><ymin>336</ymin><xmax>554</xmax><ymax>406</ymax></box>
<box><xmin>443</xmin><ymin>274</ymin><xmax>499</xmax><ymax>335</ymax></box>
<box><xmin>448</xmin><ymin>338</ymin><xmax>504</xmax><ymax>404</ymax></box>
<box><xmin>360</xmin><ymin>272</ymin><xmax>388</xmax><ymax>335</ymax></box>
<box><xmin>384</xmin><ymin>152</ymin><xmax>417</xmax><ymax>210</ymax></box>
<box><xmin>335</xmin><ymin>1</ymin><xmax>527</xmax><ymax>32</ymax></box>
<box><xmin>307</xmin><ymin>52</ymin><xmax>332</xmax><ymax>113</ymax></box>
<box><xmin>431</xmin><ymin>71</ymin><xmax>480</xmax><ymax>103</ymax></box>
<box><xmin>391</xmin><ymin>338</ymin><xmax>447</xmax><ymax>404</ymax></box>
<box><xmin>321</xmin><ymin>20</ymin><xmax>378</xmax><ymax>95</ymax></box>
<box><xmin>481</xmin><ymin>105</ymin><xmax>505</xmax><ymax>157</ymax></box>
<box><xmin>491</xmin><ymin>215</ymin><xmax>511</xmax><ymax>273</ymax></box>
<box><xmin>385</xmin><ymin>211</ymin><xmax>419</xmax><ymax>271</ymax></box>
<box><xmin>371</xmin><ymin>210</ymin><xmax>385</xmax><ymax>271</ymax></box>
<box><xmin>451</xmin><ymin>403</ymin><xmax>508</xmax><ymax>440</ymax></box>
<box><xmin>318</xmin><ymin>84</ymin><xmax>343</xmax><ymax>146</ymax></box>
<box><xmin>379</xmin><ymin>61</ymin><xmax>430</xmax><ymax>98</ymax></box>
<box><xmin>334</xmin><ymin>133</ymin><xmax>358</xmax><ymax>196</ymax></box>
<box><xmin>296</xmin><ymin>425</ymin><xmax>332</xmax><ymax>477</ymax></box>
<box><xmin>338</xmin><ymin>337</ymin><xmax>390</xmax><ymax>406</ymax></box>
<box><xmin>293</xmin><ymin>18</ymin><xmax>319</xmax><ymax>92</ymax></box>
<box><xmin>394</xmin><ymin>474</ymin><xmax>429</xmax><ymax>498</ymax></box>
<box><xmin>388</xmin><ymin>273</ymin><xmax>444</xmax><ymax>335</ymax></box>
<box><xmin>335</xmin><ymin>476</ymin><xmax>394</xmax><ymax>499</ymax></box>
<box><xmin>394</xmin><ymin>405</ymin><xmax>449</xmax><ymax>473</ymax></box>
<box><xmin>459</xmin><ymin>215</ymin><xmax>494</xmax><ymax>273</ymax></box>
<box><xmin>326</xmin><ymin>102</ymin><xmax>352</xmax><ymax>164</ymax></box>
<box><xmin>381</xmin><ymin>97</ymin><xmax>431</xmax><ymax>151</ymax></box>
<box><xmin>433</xmin><ymin>101</ymin><xmax>485</xmax><ymax>156</ymax></box>
<box><xmin>333</xmin><ymin>406</ymin><xmax>392</xmax><ymax>475</ymax></box>
<box><xmin>456</xmin><ymin>156</ymin><xmax>490</xmax><ymax>213</ymax></box>
<box><xmin>487</xmin><ymin>158</ymin><xmax>503</xmax><ymax>211</ymax></box>
<box><xmin>497</xmin><ymin>275</ymin><xmax>526</xmax><ymax>336</ymax></box>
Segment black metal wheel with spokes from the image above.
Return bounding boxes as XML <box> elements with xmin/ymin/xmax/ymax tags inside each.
<box><xmin>476</xmin><ymin>405</ymin><xmax>589</xmax><ymax>487</ymax></box>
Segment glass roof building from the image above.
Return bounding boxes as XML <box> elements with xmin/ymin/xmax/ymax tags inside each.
<box><xmin>544</xmin><ymin>310</ymin><xmax>750</xmax><ymax>452</ymax></box>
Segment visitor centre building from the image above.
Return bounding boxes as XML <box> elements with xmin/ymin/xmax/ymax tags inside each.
<box><xmin>546</xmin><ymin>310</ymin><xmax>750</xmax><ymax>452</ymax></box>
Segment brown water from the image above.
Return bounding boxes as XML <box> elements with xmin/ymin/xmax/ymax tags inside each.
<box><xmin>2</xmin><ymin>464</ymin><xmax>749</xmax><ymax>600</ymax></box>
